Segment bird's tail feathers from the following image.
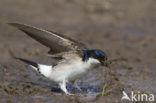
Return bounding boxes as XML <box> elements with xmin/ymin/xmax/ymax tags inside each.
<box><xmin>15</xmin><ymin>57</ymin><xmax>39</xmax><ymax>72</ymax></box>
<box><xmin>15</xmin><ymin>57</ymin><xmax>38</xmax><ymax>68</ymax></box>
<box><xmin>15</xmin><ymin>57</ymin><xmax>52</xmax><ymax>78</ymax></box>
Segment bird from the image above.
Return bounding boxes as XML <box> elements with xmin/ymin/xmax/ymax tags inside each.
<box><xmin>9</xmin><ymin>23</ymin><xmax>108</xmax><ymax>95</ymax></box>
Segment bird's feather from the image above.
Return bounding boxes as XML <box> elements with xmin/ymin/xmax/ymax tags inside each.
<box><xmin>8</xmin><ymin>23</ymin><xmax>87</xmax><ymax>58</ymax></box>
<box><xmin>15</xmin><ymin>57</ymin><xmax>52</xmax><ymax>77</ymax></box>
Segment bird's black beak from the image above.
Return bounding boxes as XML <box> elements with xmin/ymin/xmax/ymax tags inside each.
<box><xmin>100</xmin><ymin>57</ymin><xmax>111</xmax><ymax>67</ymax></box>
<box><xmin>101</xmin><ymin>61</ymin><xmax>109</xmax><ymax>67</ymax></box>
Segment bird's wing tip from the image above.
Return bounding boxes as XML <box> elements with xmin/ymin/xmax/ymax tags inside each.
<box><xmin>8</xmin><ymin>22</ymin><xmax>19</xmax><ymax>25</ymax></box>
<box><xmin>8</xmin><ymin>22</ymin><xmax>25</xmax><ymax>28</ymax></box>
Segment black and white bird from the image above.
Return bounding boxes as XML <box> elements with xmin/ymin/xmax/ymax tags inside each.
<box><xmin>9</xmin><ymin>23</ymin><xmax>108</xmax><ymax>95</ymax></box>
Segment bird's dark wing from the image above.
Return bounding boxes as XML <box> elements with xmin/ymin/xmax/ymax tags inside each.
<box><xmin>9</xmin><ymin>23</ymin><xmax>87</xmax><ymax>58</ymax></box>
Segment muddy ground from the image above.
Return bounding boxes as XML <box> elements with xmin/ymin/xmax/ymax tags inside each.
<box><xmin>0</xmin><ymin>0</ymin><xmax>156</xmax><ymax>103</ymax></box>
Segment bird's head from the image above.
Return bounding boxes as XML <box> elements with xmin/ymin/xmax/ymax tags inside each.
<box><xmin>82</xmin><ymin>49</ymin><xmax>108</xmax><ymax>66</ymax></box>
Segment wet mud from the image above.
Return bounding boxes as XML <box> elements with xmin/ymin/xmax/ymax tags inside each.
<box><xmin>0</xmin><ymin>0</ymin><xmax>156</xmax><ymax>103</ymax></box>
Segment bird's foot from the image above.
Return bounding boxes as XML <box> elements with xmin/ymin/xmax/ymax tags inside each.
<box><xmin>76</xmin><ymin>87</ymin><xmax>82</xmax><ymax>92</ymax></box>
<box><xmin>74</xmin><ymin>83</ymin><xmax>82</xmax><ymax>92</ymax></box>
<box><xmin>66</xmin><ymin>92</ymin><xmax>74</xmax><ymax>96</ymax></box>
<box><xmin>59</xmin><ymin>80</ymin><xmax>74</xmax><ymax>96</ymax></box>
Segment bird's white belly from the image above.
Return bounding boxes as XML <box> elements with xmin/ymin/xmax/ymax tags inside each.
<box><xmin>50</xmin><ymin>60</ymin><xmax>91</xmax><ymax>83</ymax></box>
<box><xmin>47</xmin><ymin>57</ymin><xmax>100</xmax><ymax>83</ymax></box>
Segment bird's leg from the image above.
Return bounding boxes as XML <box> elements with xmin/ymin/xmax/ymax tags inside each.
<box><xmin>59</xmin><ymin>80</ymin><xmax>74</xmax><ymax>95</ymax></box>
<box><xmin>73</xmin><ymin>82</ymin><xmax>82</xmax><ymax>92</ymax></box>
